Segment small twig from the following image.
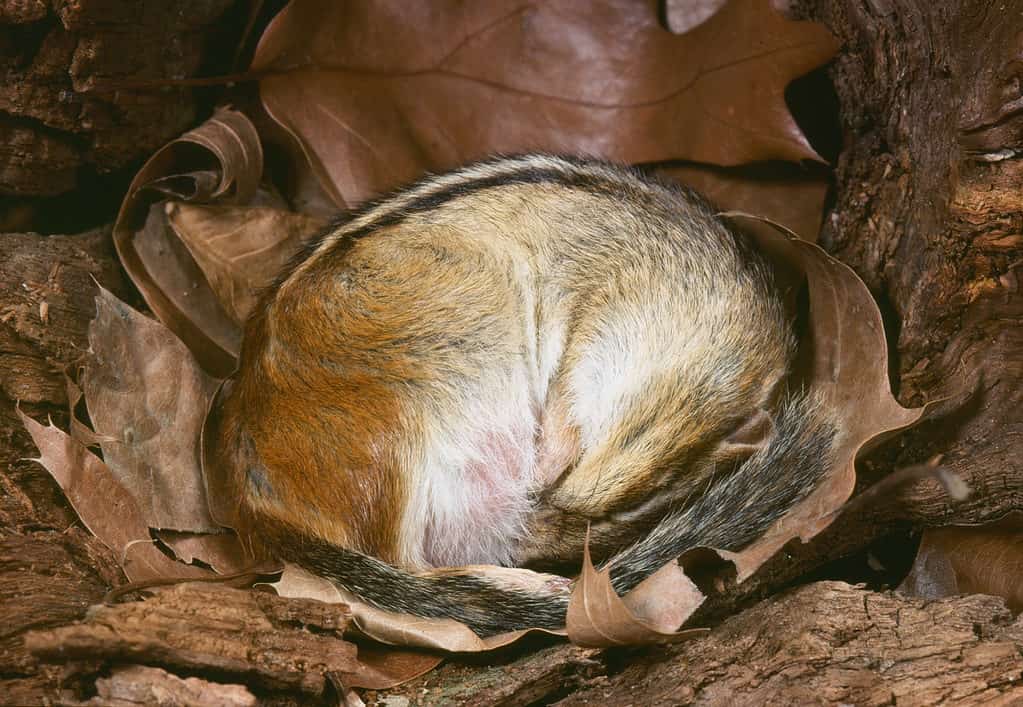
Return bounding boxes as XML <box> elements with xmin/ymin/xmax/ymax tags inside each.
<box><xmin>104</xmin><ymin>561</ymin><xmax>284</xmax><ymax>604</ymax></box>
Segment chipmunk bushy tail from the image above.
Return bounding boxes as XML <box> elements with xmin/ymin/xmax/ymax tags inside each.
<box><xmin>285</xmin><ymin>390</ymin><xmax>837</xmax><ymax>637</ymax></box>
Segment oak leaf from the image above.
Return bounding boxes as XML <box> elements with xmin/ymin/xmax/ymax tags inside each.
<box><xmin>84</xmin><ymin>287</ymin><xmax>221</xmax><ymax>533</ymax></box>
<box><xmin>253</xmin><ymin>0</ymin><xmax>839</xmax><ymax>206</ymax></box>
<box><xmin>18</xmin><ymin>408</ymin><xmax>210</xmax><ymax>583</ymax></box>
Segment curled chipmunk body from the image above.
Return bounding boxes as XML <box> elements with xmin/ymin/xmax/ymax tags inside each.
<box><xmin>210</xmin><ymin>154</ymin><xmax>839</xmax><ymax>636</ymax></box>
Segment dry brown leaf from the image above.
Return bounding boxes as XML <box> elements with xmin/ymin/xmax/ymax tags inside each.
<box><xmin>113</xmin><ymin>108</ymin><xmax>263</xmax><ymax>376</ymax></box>
<box><xmin>200</xmin><ymin>380</ymin><xmax>243</xmax><ymax>532</ymax></box>
<box><xmin>83</xmin><ymin>287</ymin><xmax>221</xmax><ymax>533</ymax></box>
<box><xmin>155</xmin><ymin>530</ymin><xmax>250</xmax><ymax>575</ymax></box>
<box><xmin>17</xmin><ymin>409</ymin><xmax>209</xmax><ymax>583</ymax></box>
<box><xmin>665</xmin><ymin>0</ymin><xmax>728</xmax><ymax>34</ymax></box>
<box><xmin>566</xmin><ymin>539</ymin><xmax>707</xmax><ymax>648</ymax></box>
<box><xmin>900</xmin><ymin>517</ymin><xmax>1023</xmax><ymax>613</ymax></box>
<box><xmin>64</xmin><ymin>374</ymin><xmax>119</xmax><ymax>448</ymax></box>
<box><xmin>659</xmin><ymin>163</ymin><xmax>829</xmax><ymax>242</ymax></box>
<box><xmin>164</xmin><ymin>203</ymin><xmax>326</xmax><ymax>324</ymax></box>
<box><xmin>665</xmin><ymin>0</ymin><xmax>797</xmax><ymax>33</ymax></box>
<box><xmin>253</xmin><ymin>0</ymin><xmax>839</xmax><ymax>206</ymax></box>
<box><xmin>716</xmin><ymin>215</ymin><xmax>924</xmax><ymax>581</ymax></box>
<box><xmin>338</xmin><ymin>644</ymin><xmax>443</xmax><ymax>691</ymax></box>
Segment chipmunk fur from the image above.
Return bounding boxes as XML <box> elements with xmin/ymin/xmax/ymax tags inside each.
<box><xmin>210</xmin><ymin>154</ymin><xmax>839</xmax><ymax>636</ymax></box>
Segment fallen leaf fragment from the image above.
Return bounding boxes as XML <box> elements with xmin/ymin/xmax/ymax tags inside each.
<box><xmin>340</xmin><ymin>644</ymin><xmax>444</xmax><ymax>691</ymax></box>
<box><xmin>164</xmin><ymin>203</ymin><xmax>326</xmax><ymax>324</ymax></box>
<box><xmin>84</xmin><ymin>287</ymin><xmax>221</xmax><ymax>534</ymax></box>
<box><xmin>900</xmin><ymin>517</ymin><xmax>1023</xmax><ymax>612</ymax></box>
<box><xmin>18</xmin><ymin>409</ymin><xmax>209</xmax><ymax>583</ymax></box>
<box><xmin>64</xmin><ymin>374</ymin><xmax>118</xmax><ymax>448</ymax></box>
<box><xmin>254</xmin><ymin>0</ymin><xmax>839</xmax><ymax>206</ymax></box>
<box><xmin>665</xmin><ymin>0</ymin><xmax>727</xmax><ymax>33</ymax></box>
<box><xmin>113</xmin><ymin>107</ymin><xmax>264</xmax><ymax>376</ymax></box>
<box><xmin>155</xmin><ymin>530</ymin><xmax>251</xmax><ymax>575</ymax></box>
<box><xmin>200</xmin><ymin>379</ymin><xmax>243</xmax><ymax>531</ymax></box>
<box><xmin>566</xmin><ymin>538</ymin><xmax>707</xmax><ymax>648</ymax></box>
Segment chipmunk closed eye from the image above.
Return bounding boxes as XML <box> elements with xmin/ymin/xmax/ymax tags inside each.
<box><xmin>209</xmin><ymin>154</ymin><xmax>839</xmax><ymax>636</ymax></box>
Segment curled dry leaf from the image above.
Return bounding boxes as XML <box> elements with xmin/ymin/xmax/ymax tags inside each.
<box><xmin>17</xmin><ymin>409</ymin><xmax>209</xmax><ymax>583</ymax></box>
<box><xmin>113</xmin><ymin>108</ymin><xmax>263</xmax><ymax>376</ymax></box>
<box><xmin>343</xmin><ymin>643</ymin><xmax>445</xmax><ymax>692</ymax></box>
<box><xmin>84</xmin><ymin>287</ymin><xmax>221</xmax><ymax>533</ymax></box>
<box><xmin>164</xmin><ymin>203</ymin><xmax>327</xmax><ymax>324</ymax></box>
<box><xmin>64</xmin><ymin>374</ymin><xmax>118</xmax><ymax>448</ymax></box>
<box><xmin>201</xmin><ymin>379</ymin><xmax>242</xmax><ymax>531</ymax></box>
<box><xmin>253</xmin><ymin>0</ymin><xmax>839</xmax><ymax>206</ymax></box>
<box><xmin>899</xmin><ymin>516</ymin><xmax>1023</xmax><ymax>613</ymax></box>
<box><xmin>716</xmin><ymin>215</ymin><xmax>925</xmax><ymax>581</ymax></box>
<box><xmin>566</xmin><ymin>539</ymin><xmax>707</xmax><ymax>648</ymax></box>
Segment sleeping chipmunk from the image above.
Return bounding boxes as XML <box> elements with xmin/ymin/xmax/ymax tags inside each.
<box><xmin>209</xmin><ymin>154</ymin><xmax>839</xmax><ymax>636</ymax></box>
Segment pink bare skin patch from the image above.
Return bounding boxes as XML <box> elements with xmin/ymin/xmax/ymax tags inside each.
<box><xmin>419</xmin><ymin>422</ymin><xmax>541</xmax><ymax>568</ymax></box>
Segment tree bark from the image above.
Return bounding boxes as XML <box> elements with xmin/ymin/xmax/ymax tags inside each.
<box><xmin>26</xmin><ymin>583</ymin><xmax>358</xmax><ymax>700</ymax></box>
<box><xmin>369</xmin><ymin>582</ymin><xmax>1023</xmax><ymax>706</ymax></box>
<box><xmin>0</xmin><ymin>0</ymin><xmax>235</xmax><ymax>198</ymax></box>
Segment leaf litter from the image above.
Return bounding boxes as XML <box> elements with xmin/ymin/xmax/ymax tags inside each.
<box><xmin>164</xmin><ymin>203</ymin><xmax>326</xmax><ymax>325</ymax></box>
<box><xmin>16</xmin><ymin>0</ymin><xmax>968</xmax><ymax>689</ymax></box>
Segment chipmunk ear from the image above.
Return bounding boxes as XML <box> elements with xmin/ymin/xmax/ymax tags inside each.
<box><xmin>720</xmin><ymin>407</ymin><xmax>775</xmax><ymax>458</ymax></box>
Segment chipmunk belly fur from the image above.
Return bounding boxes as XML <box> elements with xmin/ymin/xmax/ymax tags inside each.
<box><xmin>211</xmin><ymin>154</ymin><xmax>839</xmax><ymax>635</ymax></box>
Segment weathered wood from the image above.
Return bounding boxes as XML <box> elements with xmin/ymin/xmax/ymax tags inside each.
<box><xmin>812</xmin><ymin>0</ymin><xmax>1023</xmax><ymax>523</ymax></box>
<box><xmin>376</xmin><ymin>582</ymin><xmax>1023</xmax><ymax>706</ymax></box>
<box><xmin>26</xmin><ymin>583</ymin><xmax>357</xmax><ymax>696</ymax></box>
<box><xmin>81</xmin><ymin>665</ymin><xmax>256</xmax><ymax>707</ymax></box>
<box><xmin>0</xmin><ymin>228</ymin><xmax>127</xmax><ymax>405</ymax></box>
<box><xmin>557</xmin><ymin>582</ymin><xmax>1023</xmax><ymax>706</ymax></box>
<box><xmin>0</xmin><ymin>532</ymin><xmax>121</xmax><ymax>705</ymax></box>
<box><xmin>361</xmin><ymin>644</ymin><xmax>604</xmax><ymax>707</ymax></box>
